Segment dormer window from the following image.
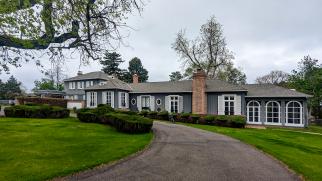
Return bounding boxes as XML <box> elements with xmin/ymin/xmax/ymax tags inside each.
<box><xmin>99</xmin><ymin>81</ymin><xmax>107</xmax><ymax>85</ymax></box>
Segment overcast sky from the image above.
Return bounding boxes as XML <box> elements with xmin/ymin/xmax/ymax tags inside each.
<box><xmin>2</xmin><ymin>0</ymin><xmax>322</xmax><ymax>91</ymax></box>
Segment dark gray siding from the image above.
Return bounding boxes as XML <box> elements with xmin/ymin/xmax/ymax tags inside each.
<box><xmin>245</xmin><ymin>97</ymin><xmax>309</xmax><ymax>127</ymax></box>
<box><xmin>129</xmin><ymin>93</ymin><xmax>192</xmax><ymax>113</ymax></box>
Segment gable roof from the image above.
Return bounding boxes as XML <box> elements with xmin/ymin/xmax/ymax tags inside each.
<box><xmin>242</xmin><ymin>84</ymin><xmax>311</xmax><ymax>98</ymax></box>
<box><xmin>128</xmin><ymin>79</ymin><xmax>247</xmax><ymax>93</ymax></box>
<box><xmin>64</xmin><ymin>71</ymin><xmax>111</xmax><ymax>82</ymax></box>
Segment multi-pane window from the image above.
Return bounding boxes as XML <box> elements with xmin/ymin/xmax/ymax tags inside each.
<box><xmin>77</xmin><ymin>82</ymin><xmax>84</xmax><ymax>89</ymax></box>
<box><xmin>89</xmin><ymin>92</ymin><xmax>97</xmax><ymax>107</ymax></box>
<box><xmin>224</xmin><ymin>96</ymin><xmax>235</xmax><ymax>115</ymax></box>
<box><xmin>69</xmin><ymin>82</ymin><xmax>76</xmax><ymax>89</ymax></box>
<box><xmin>170</xmin><ymin>96</ymin><xmax>179</xmax><ymax>113</ymax></box>
<box><xmin>247</xmin><ymin>101</ymin><xmax>260</xmax><ymax>123</ymax></box>
<box><xmin>266</xmin><ymin>101</ymin><xmax>280</xmax><ymax>123</ymax></box>
<box><xmin>286</xmin><ymin>101</ymin><xmax>302</xmax><ymax>124</ymax></box>
<box><xmin>141</xmin><ymin>96</ymin><xmax>150</xmax><ymax>110</ymax></box>
<box><xmin>120</xmin><ymin>92</ymin><xmax>126</xmax><ymax>107</ymax></box>
<box><xmin>86</xmin><ymin>81</ymin><xmax>94</xmax><ymax>87</ymax></box>
<box><xmin>106</xmin><ymin>91</ymin><xmax>112</xmax><ymax>106</ymax></box>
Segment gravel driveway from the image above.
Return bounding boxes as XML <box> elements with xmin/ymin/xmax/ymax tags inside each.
<box><xmin>64</xmin><ymin>121</ymin><xmax>300</xmax><ymax>181</ymax></box>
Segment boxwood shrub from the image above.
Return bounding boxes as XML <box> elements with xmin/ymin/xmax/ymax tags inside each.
<box><xmin>4</xmin><ymin>104</ymin><xmax>69</xmax><ymax>118</ymax></box>
<box><xmin>157</xmin><ymin>111</ymin><xmax>169</xmax><ymax>120</ymax></box>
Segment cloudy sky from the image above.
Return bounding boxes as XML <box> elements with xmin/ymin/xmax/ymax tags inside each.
<box><xmin>2</xmin><ymin>0</ymin><xmax>322</xmax><ymax>91</ymax></box>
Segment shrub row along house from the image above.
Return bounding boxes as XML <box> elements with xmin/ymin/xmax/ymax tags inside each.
<box><xmin>64</xmin><ymin>69</ymin><xmax>311</xmax><ymax>127</ymax></box>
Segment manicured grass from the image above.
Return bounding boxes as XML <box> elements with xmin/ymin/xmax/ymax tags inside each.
<box><xmin>180</xmin><ymin>123</ymin><xmax>322</xmax><ymax>181</ymax></box>
<box><xmin>0</xmin><ymin>117</ymin><xmax>153</xmax><ymax>181</ymax></box>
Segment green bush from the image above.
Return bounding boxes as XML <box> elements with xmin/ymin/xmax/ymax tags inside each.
<box><xmin>138</xmin><ymin>110</ymin><xmax>149</xmax><ymax>117</ymax></box>
<box><xmin>190</xmin><ymin>114</ymin><xmax>200</xmax><ymax>124</ymax></box>
<box><xmin>203</xmin><ymin>115</ymin><xmax>215</xmax><ymax>124</ymax></box>
<box><xmin>77</xmin><ymin>112</ymin><xmax>99</xmax><ymax>123</ymax></box>
<box><xmin>229</xmin><ymin>116</ymin><xmax>246</xmax><ymax>128</ymax></box>
<box><xmin>114</xmin><ymin>109</ymin><xmax>137</xmax><ymax>115</ymax></box>
<box><xmin>4</xmin><ymin>104</ymin><xmax>69</xmax><ymax>118</ymax></box>
<box><xmin>180</xmin><ymin>113</ymin><xmax>190</xmax><ymax>122</ymax></box>
<box><xmin>157</xmin><ymin>111</ymin><xmax>169</xmax><ymax>120</ymax></box>
<box><xmin>102</xmin><ymin>113</ymin><xmax>153</xmax><ymax>134</ymax></box>
<box><xmin>147</xmin><ymin>111</ymin><xmax>158</xmax><ymax>119</ymax></box>
<box><xmin>93</xmin><ymin>104</ymin><xmax>114</xmax><ymax>116</ymax></box>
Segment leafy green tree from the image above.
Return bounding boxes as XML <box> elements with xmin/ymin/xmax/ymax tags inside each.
<box><xmin>126</xmin><ymin>57</ymin><xmax>149</xmax><ymax>83</ymax></box>
<box><xmin>288</xmin><ymin>56</ymin><xmax>322</xmax><ymax>118</ymax></box>
<box><xmin>0</xmin><ymin>76</ymin><xmax>22</xmax><ymax>99</ymax></box>
<box><xmin>169</xmin><ymin>71</ymin><xmax>183</xmax><ymax>81</ymax></box>
<box><xmin>217</xmin><ymin>63</ymin><xmax>247</xmax><ymax>85</ymax></box>
<box><xmin>0</xmin><ymin>0</ymin><xmax>143</xmax><ymax>73</ymax></box>
<box><xmin>33</xmin><ymin>78</ymin><xmax>64</xmax><ymax>91</ymax></box>
<box><xmin>100</xmin><ymin>52</ymin><xmax>127</xmax><ymax>79</ymax></box>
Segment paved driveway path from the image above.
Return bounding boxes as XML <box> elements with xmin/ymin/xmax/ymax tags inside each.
<box><xmin>65</xmin><ymin>121</ymin><xmax>300</xmax><ymax>181</ymax></box>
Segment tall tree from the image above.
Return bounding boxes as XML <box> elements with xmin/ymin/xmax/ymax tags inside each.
<box><xmin>172</xmin><ymin>16</ymin><xmax>235</xmax><ymax>79</ymax></box>
<box><xmin>100</xmin><ymin>51</ymin><xmax>126</xmax><ymax>79</ymax></box>
<box><xmin>255</xmin><ymin>70</ymin><xmax>289</xmax><ymax>85</ymax></box>
<box><xmin>169</xmin><ymin>71</ymin><xmax>183</xmax><ymax>81</ymax></box>
<box><xmin>0</xmin><ymin>0</ymin><xmax>143</xmax><ymax>73</ymax></box>
<box><xmin>288</xmin><ymin>56</ymin><xmax>322</xmax><ymax>118</ymax></box>
<box><xmin>217</xmin><ymin>63</ymin><xmax>246</xmax><ymax>85</ymax></box>
<box><xmin>0</xmin><ymin>76</ymin><xmax>22</xmax><ymax>99</ymax></box>
<box><xmin>33</xmin><ymin>78</ymin><xmax>64</xmax><ymax>91</ymax></box>
<box><xmin>126</xmin><ymin>57</ymin><xmax>149</xmax><ymax>83</ymax></box>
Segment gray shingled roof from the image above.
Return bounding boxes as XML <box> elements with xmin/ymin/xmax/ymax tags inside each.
<box><xmin>242</xmin><ymin>84</ymin><xmax>311</xmax><ymax>98</ymax></box>
<box><xmin>128</xmin><ymin>79</ymin><xmax>246</xmax><ymax>93</ymax></box>
<box><xmin>64</xmin><ymin>71</ymin><xmax>111</xmax><ymax>81</ymax></box>
<box><xmin>85</xmin><ymin>78</ymin><xmax>132</xmax><ymax>91</ymax></box>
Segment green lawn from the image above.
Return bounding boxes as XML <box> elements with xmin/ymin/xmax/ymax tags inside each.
<box><xmin>180</xmin><ymin>123</ymin><xmax>322</xmax><ymax>181</ymax></box>
<box><xmin>0</xmin><ymin>117</ymin><xmax>153</xmax><ymax>181</ymax></box>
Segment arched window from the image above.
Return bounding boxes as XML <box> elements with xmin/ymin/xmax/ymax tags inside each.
<box><xmin>286</xmin><ymin>101</ymin><xmax>302</xmax><ymax>125</ymax></box>
<box><xmin>247</xmin><ymin>101</ymin><xmax>261</xmax><ymax>124</ymax></box>
<box><xmin>266</xmin><ymin>101</ymin><xmax>280</xmax><ymax>124</ymax></box>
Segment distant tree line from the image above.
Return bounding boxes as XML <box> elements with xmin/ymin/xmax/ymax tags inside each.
<box><xmin>0</xmin><ymin>76</ymin><xmax>23</xmax><ymax>100</ymax></box>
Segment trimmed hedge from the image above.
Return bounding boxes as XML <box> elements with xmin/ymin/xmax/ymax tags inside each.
<box><xmin>4</xmin><ymin>104</ymin><xmax>69</xmax><ymax>118</ymax></box>
<box><xmin>76</xmin><ymin>104</ymin><xmax>153</xmax><ymax>134</ymax></box>
<box><xmin>16</xmin><ymin>97</ymin><xmax>68</xmax><ymax>108</ymax></box>
<box><xmin>102</xmin><ymin>113</ymin><xmax>153</xmax><ymax>134</ymax></box>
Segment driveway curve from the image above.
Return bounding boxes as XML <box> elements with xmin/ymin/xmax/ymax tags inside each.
<box><xmin>65</xmin><ymin>121</ymin><xmax>300</xmax><ymax>181</ymax></box>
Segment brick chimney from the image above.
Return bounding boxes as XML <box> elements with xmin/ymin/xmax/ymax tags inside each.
<box><xmin>132</xmin><ymin>74</ymin><xmax>139</xmax><ymax>84</ymax></box>
<box><xmin>192</xmin><ymin>69</ymin><xmax>207</xmax><ymax>114</ymax></box>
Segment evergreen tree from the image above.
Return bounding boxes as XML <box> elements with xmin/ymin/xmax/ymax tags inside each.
<box><xmin>169</xmin><ymin>71</ymin><xmax>183</xmax><ymax>81</ymax></box>
<box><xmin>100</xmin><ymin>52</ymin><xmax>126</xmax><ymax>79</ymax></box>
<box><xmin>126</xmin><ymin>57</ymin><xmax>149</xmax><ymax>83</ymax></box>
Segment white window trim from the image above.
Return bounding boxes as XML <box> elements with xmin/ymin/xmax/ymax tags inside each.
<box><xmin>246</xmin><ymin>101</ymin><xmax>261</xmax><ymax>124</ymax></box>
<box><xmin>265</xmin><ymin>101</ymin><xmax>282</xmax><ymax>126</ymax></box>
<box><xmin>118</xmin><ymin>92</ymin><xmax>128</xmax><ymax>108</ymax></box>
<box><xmin>223</xmin><ymin>94</ymin><xmax>236</xmax><ymax>115</ymax></box>
<box><xmin>131</xmin><ymin>98</ymin><xmax>136</xmax><ymax>105</ymax></box>
<box><xmin>285</xmin><ymin>101</ymin><xmax>304</xmax><ymax>127</ymax></box>
<box><xmin>156</xmin><ymin>98</ymin><xmax>162</xmax><ymax>106</ymax></box>
<box><xmin>88</xmin><ymin>92</ymin><xmax>97</xmax><ymax>108</ymax></box>
<box><xmin>169</xmin><ymin>95</ymin><xmax>179</xmax><ymax>113</ymax></box>
<box><xmin>141</xmin><ymin>95</ymin><xmax>151</xmax><ymax>109</ymax></box>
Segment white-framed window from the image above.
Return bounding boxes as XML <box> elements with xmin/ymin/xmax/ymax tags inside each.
<box><xmin>106</xmin><ymin>91</ymin><xmax>112</xmax><ymax>106</ymax></box>
<box><xmin>74</xmin><ymin>95</ymin><xmax>78</xmax><ymax>100</ymax></box>
<box><xmin>247</xmin><ymin>101</ymin><xmax>261</xmax><ymax>124</ymax></box>
<box><xmin>77</xmin><ymin>82</ymin><xmax>84</xmax><ymax>89</ymax></box>
<box><xmin>83</xmin><ymin>95</ymin><xmax>85</xmax><ymax>100</ymax></box>
<box><xmin>156</xmin><ymin>99</ymin><xmax>162</xmax><ymax>105</ymax></box>
<box><xmin>120</xmin><ymin>92</ymin><xmax>126</xmax><ymax>107</ymax></box>
<box><xmin>286</xmin><ymin>101</ymin><xmax>303</xmax><ymax>126</ymax></box>
<box><xmin>170</xmin><ymin>95</ymin><xmax>179</xmax><ymax>113</ymax></box>
<box><xmin>266</xmin><ymin>101</ymin><xmax>280</xmax><ymax>124</ymax></box>
<box><xmin>69</xmin><ymin>82</ymin><xmax>76</xmax><ymax>89</ymax></box>
<box><xmin>141</xmin><ymin>96</ymin><xmax>150</xmax><ymax>110</ymax></box>
<box><xmin>131</xmin><ymin>98</ymin><xmax>136</xmax><ymax>105</ymax></box>
<box><xmin>85</xmin><ymin>81</ymin><xmax>94</xmax><ymax>87</ymax></box>
<box><xmin>88</xmin><ymin>92</ymin><xmax>97</xmax><ymax>108</ymax></box>
<box><xmin>224</xmin><ymin>95</ymin><xmax>235</xmax><ymax>115</ymax></box>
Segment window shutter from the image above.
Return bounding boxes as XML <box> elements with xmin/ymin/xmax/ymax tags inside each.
<box><xmin>165</xmin><ymin>96</ymin><xmax>169</xmax><ymax>112</ymax></box>
<box><xmin>218</xmin><ymin>95</ymin><xmax>224</xmax><ymax>115</ymax></box>
<box><xmin>150</xmin><ymin>96</ymin><xmax>155</xmax><ymax>111</ymax></box>
<box><xmin>86</xmin><ymin>92</ymin><xmax>90</xmax><ymax>107</ymax></box>
<box><xmin>111</xmin><ymin>91</ymin><xmax>115</xmax><ymax>108</ymax></box>
<box><xmin>102</xmin><ymin>92</ymin><xmax>106</xmax><ymax>104</ymax></box>
<box><xmin>235</xmin><ymin>95</ymin><xmax>241</xmax><ymax>115</ymax></box>
<box><xmin>137</xmin><ymin>96</ymin><xmax>142</xmax><ymax>111</ymax></box>
<box><xmin>179</xmin><ymin>96</ymin><xmax>184</xmax><ymax>113</ymax></box>
<box><xmin>125</xmin><ymin>93</ymin><xmax>129</xmax><ymax>108</ymax></box>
